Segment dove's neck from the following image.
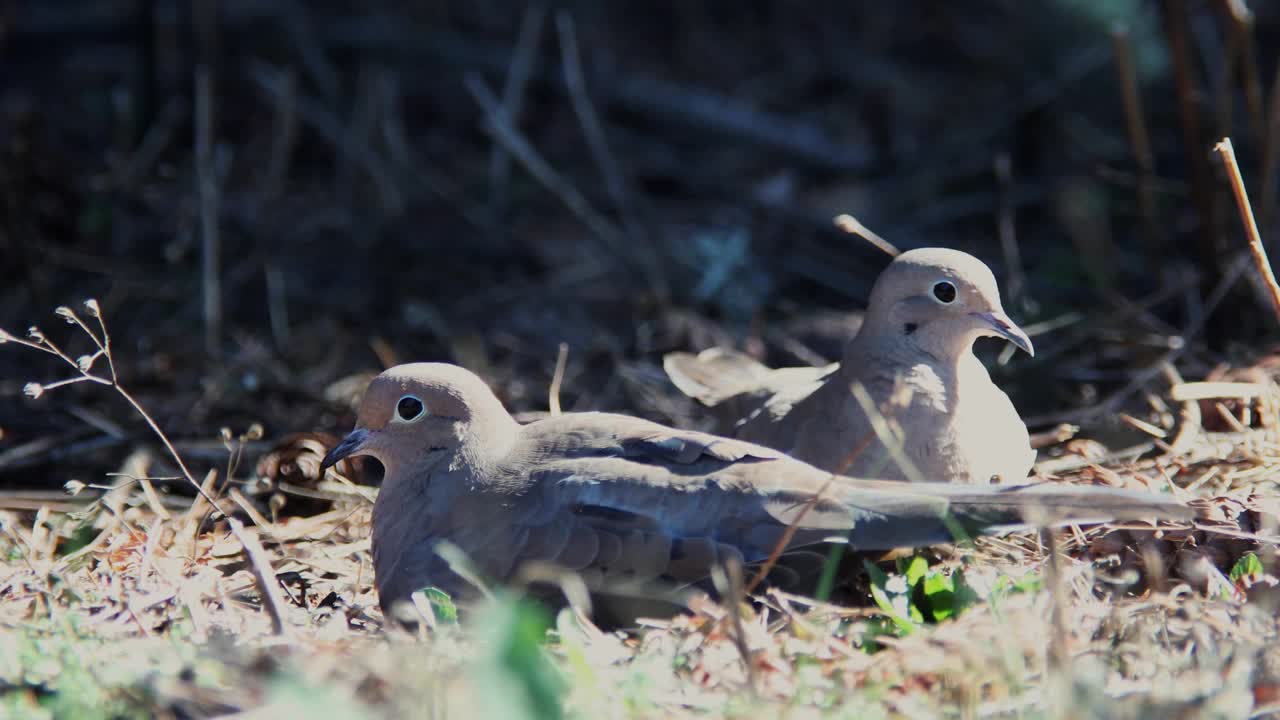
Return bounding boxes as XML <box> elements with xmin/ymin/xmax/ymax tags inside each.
<box><xmin>841</xmin><ymin>319</ymin><xmax>978</xmax><ymax>412</ymax></box>
<box><xmin>458</xmin><ymin>405</ymin><xmax>522</xmax><ymax>481</ymax></box>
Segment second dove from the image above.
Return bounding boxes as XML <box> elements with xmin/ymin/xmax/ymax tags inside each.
<box><xmin>665</xmin><ymin>247</ymin><xmax>1036</xmax><ymax>485</ymax></box>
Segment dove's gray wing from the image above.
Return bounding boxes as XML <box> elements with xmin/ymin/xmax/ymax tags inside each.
<box><xmin>372</xmin><ymin>412</ymin><xmax>1189</xmax><ymax>614</ymax></box>
<box><xmin>663</xmin><ymin>348</ymin><xmax>836</xmax><ymax>435</ymax></box>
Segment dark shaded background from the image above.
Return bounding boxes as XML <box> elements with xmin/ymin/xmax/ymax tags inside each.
<box><xmin>3</xmin><ymin>0</ymin><xmax>1279</xmax><ymax>494</ymax></box>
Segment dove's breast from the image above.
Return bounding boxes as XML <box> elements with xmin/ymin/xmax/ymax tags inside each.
<box><xmin>948</xmin><ymin>354</ymin><xmax>1034</xmax><ymax>484</ymax></box>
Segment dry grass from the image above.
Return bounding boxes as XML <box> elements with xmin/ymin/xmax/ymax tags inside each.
<box><xmin>2</xmin><ymin>305</ymin><xmax>1279</xmax><ymax>719</ymax></box>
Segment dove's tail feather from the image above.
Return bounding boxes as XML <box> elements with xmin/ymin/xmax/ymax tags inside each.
<box><xmin>834</xmin><ymin>481</ymin><xmax>1193</xmax><ymax>551</ymax></box>
<box><xmin>663</xmin><ymin>348</ymin><xmax>771</xmax><ymax>407</ymax></box>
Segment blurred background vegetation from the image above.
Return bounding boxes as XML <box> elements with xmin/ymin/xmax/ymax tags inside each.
<box><xmin>3</xmin><ymin>0</ymin><xmax>1279</xmax><ymax>490</ymax></box>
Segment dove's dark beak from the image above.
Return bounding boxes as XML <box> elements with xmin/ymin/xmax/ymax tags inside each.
<box><xmin>320</xmin><ymin>428</ymin><xmax>372</xmax><ymax>473</ymax></box>
<box><xmin>972</xmin><ymin>311</ymin><xmax>1034</xmax><ymax>356</ymax></box>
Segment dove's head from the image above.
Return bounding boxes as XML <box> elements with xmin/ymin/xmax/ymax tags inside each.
<box><xmin>861</xmin><ymin>247</ymin><xmax>1033</xmax><ymax>359</ymax></box>
<box><xmin>320</xmin><ymin>363</ymin><xmax>518</xmax><ymax>478</ymax></box>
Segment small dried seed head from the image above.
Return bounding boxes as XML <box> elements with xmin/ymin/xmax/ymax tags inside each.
<box><xmin>220</xmin><ymin>427</ymin><xmax>233</xmax><ymax>443</ymax></box>
<box><xmin>244</xmin><ymin>423</ymin><xmax>265</xmax><ymax>441</ymax></box>
<box><xmin>0</xmin><ymin>328</ymin><xmax>10</xmax><ymax>344</ymax></box>
<box><xmin>23</xmin><ymin>382</ymin><xmax>44</xmax><ymax>399</ymax></box>
<box><xmin>76</xmin><ymin>355</ymin><xmax>95</xmax><ymax>372</ymax></box>
<box><xmin>55</xmin><ymin>306</ymin><xmax>78</xmax><ymax>324</ymax></box>
<box><xmin>82</xmin><ymin>299</ymin><xmax>101</xmax><ymax>317</ymax></box>
<box><xmin>26</xmin><ymin>326</ymin><xmax>44</xmax><ymax>342</ymax></box>
<box><xmin>64</xmin><ymin>480</ymin><xmax>86</xmax><ymax>496</ymax></box>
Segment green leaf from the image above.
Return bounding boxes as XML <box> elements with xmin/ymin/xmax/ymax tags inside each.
<box><xmin>1230</xmin><ymin>553</ymin><xmax>1263</xmax><ymax>583</ymax></box>
<box><xmin>58</xmin><ymin>525</ymin><xmax>99</xmax><ymax>557</ymax></box>
<box><xmin>902</xmin><ymin>555</ymin><xmax>929</xmax><ymax>589</ymax></box>
<box><xmin>814</xmin><ymin>543</ymin><xmax>846</xmax><ymax>602</ymax></box>
<box><xmin>418</xmin><ymin>587</ymin><xmax>459</xmax><ymax>624</ymax></box>
<box><xmin>921</xmin><ymin>572</ymin><xmax>955</xmax><ymax>620</ymax></box>
<box><xmin>863</xmin><ymin>560</ymin><xmax>920</xmax><ymax>633</ymax></box>
<box><xmin>921</xmin><ymin>570</ymin><xmax>953</xmax><ymax>597</ymax></box>
<box><xmin>993</xmin><ymin>571</ymin><xmax>1044</xmax><ymax>599</ymax></box>
<box><xmin>921</xmin><ymin>568</ymin><xmax>979</xmax><ymax>621</ymax></box>
<box><xmin>473</xmin><ymin>595</ymin><xmax>564</xmax><ymax>720</ymax></box>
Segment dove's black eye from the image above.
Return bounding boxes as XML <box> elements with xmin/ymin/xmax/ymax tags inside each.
<box><xmin>396</xmin><ymin>395</ymin><xmax>426</xmax><ymax>421</ymax></box>
<box><xmin>932</xmin><ymin>281</ymin><xmax>957</xmax><ymax>303</ymax></box>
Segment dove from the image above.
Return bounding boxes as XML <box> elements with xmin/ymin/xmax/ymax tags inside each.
<box><xmin>321</xmin><ymin>362</ymin><xmax>1188</xmax><ymax>622</ymax></box>
<box><xmin>665</xmin><ymin>247</ymin><xmax>1036</xmax><ymax>484</ymax></box>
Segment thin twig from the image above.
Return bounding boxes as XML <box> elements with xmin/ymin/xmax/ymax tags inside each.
<box><xmin>742</xmin><ymin>471</ymin><xmax>839</xmax><ymax>597</ymax></box>
<box><xmin>548</xmin><ymin>342</ymin><xmax>568</xmax><ymax>416</ymax></box>
<box><xmin>226</xmin><ymin>517</ymin><xmax>289</xmax><ymax>635</ymax></box>
<box><xmin>721</xmin><ymin>556</ymin><xmax>757</xmax><ymax>696</ymax></box>
<box><xmin>1111</xmin><ymin>25</ymin><xmax>1161</xmax><ymax>256</ymax></box>
<box><xmin>0</xmin><ymin>303</ymin><xmax>298</xmax><ymax>636</ymax></box>
<box><xmin>195</xmin><ymin>66</ymin><xmax>222</xmax><ymax>358</ymax></box>
<box><xmin>833</xmin><ymin>214</ymin><xmax>899</xmax><ymax>257</ymax></box>
<box><xmin>555</xmin><ymin>12</ymin><xmax>651</xmax><ymax>263</ymax></box>
<box><xmin>374</xmin><ymin>72</ymin><xmax>492</xmax><ymax>233</ymax></box>
<box><xmin>247</xmin><ymin>61</ymin><xmax>403</xmax><ymax>214</ymax></box>
<box><xmin>1214</xmin><ymin>137</ymin><xmax>1280</xmax><ymax>325</ymax></box>
<box><xmin>742</xmin><ymin>406</ymin><xmax>883</xmax><ymax>596</ymax></box>
<box><xmin>265</xmin><ymin>263</ymin><xmax>290</xmax><ymax>348</ymax></box>
<box><xmin>1163</xmin><ymin>0</ymin><xmax>1221</xmax><ymax>278</ymax></box>
<box><xmin>1220</xmin><ymin>0</ymin><xmax>1265</xmax><ymax>140</ymax></box>
<box><xmin>113</xmin><ymin>99</ymin><xmax>186</xmax><ymax>191</ymax></box>
<box><xmin>1214</xmin><ymin>9</ymin><xmax>1240</xmax><ymax>138</ymax></box>
<box><xmin>464</xmin><ymin>74</ymin><xmax>634</xmax><ymax>268</ymax></box>
<box><xmin>489</xmin><ymin>4</ymin><xmax>547</xmax><ymax>218</ymax></box>
<box><xmin>1041</xmin><ymin>528</ymin><xmax>1071</xmax><ymax>673</ymax></box>
<box><xmin>1260</xmin><ymin>64</ymin><xmax>1280</xmax><ymax>239</ymax></box>
<box><xmin>1024</xmin><ymin>252</ymin><xmax>1251</xmax><ymax>428</ymax></box>
<box><xmin>261</xmin><ymin>65</ymin><xmax>298</xmax><ymax>201</ymax></box>
<box><xmin>994</xmin><ymin>152</ymin><xmax>1027</xmax><ymax>307</ymax></box>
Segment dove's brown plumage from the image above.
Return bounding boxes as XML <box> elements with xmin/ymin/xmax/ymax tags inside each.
<box><xmin>322</xmin><ymin>363</ymin><xmax>1188</xmax><ymax>620</ymax></box>
<box><xmin>665</xmin><ymin>248</ymin><xmax>1036</xmax><ymax>484</ymax></box>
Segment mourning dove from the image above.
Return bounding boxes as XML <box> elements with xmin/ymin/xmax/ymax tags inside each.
<box><xmin>665</xmin><ymin>247</ymin><xmax>1035</xmax><ymax>484</ymax></box>
<box><xmin>321</xmin><ymin>363</ymin><xmax>1187</xmax><ymax>620</ymax></box>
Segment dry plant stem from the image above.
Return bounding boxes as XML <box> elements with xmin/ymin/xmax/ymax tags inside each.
<box><xmin>340</xmin><ymin>65</ymin><xmax>400</xmax><ymax>214</ymax></box>
<box><xmin>124</xmin><ymin>396</ymin><xmax>289</xmax><ymax>632</ymax></box>
<box><xmin>850</xmin><ymin>383</ymin><xmax>923</xmax><ymax>482</ymax></box>
<box><xmin>548</xmin><ymin>342</ymin><xmax>568</xmax><ymax>416</ymax></box>
<box><xmin>280</xmin><ymin>2</ymin><xmax>339</xmax><ymax>103</ymax></box>
<box><xmin>722</xmin><ymin>557</ymin><xmax>758</xmax><ymax>696</ymax></box>
<box><xmin>1214</xmin><ymin>137</ymin><xmax>1280</xmax><ymax>325</ymax></box>
<box><xmin>195</xmin><ymin>65</ymin><xmax>222</xmax><ymax>358</ymax></box>
<box><xmin>230</xmin><ymin>516</ymin><xmax>289</xmax><ymax>635</ymax></box>
<box><xmin>1220</xmin><ymin>0</ymin><xmax>1265</xmax><ymax>139</ymax></box>
<box><xmin>1111</xmin><ymin>25</ymin><xmax>1161</xmax><ymax>256</ymax></box>
<box><xmin>2</xmin><ymin>304</ymin><xmax>293</xmax><ymax>634</ymax></box>
<box><xmin>994</xmin><ymin>152</ymin><xmax>1026</xmax><ymax>306</ymax></box>
<box><xmin>1214</xmin><ymin>16</ymin><xmax>1239</xmax><ymax>137</ymax></box>
<box><xmin>113</xmin><ymin>99</ymin><xmax>186</xmax><ymax>190</ymax></box>
<box><xmin>742</xmin><ymin>408</ymin><xmax>883</xmax><ymax>596</ymax></box>
<box><xmin>339</xmin><ymin>65</ymin><xmax>377</xmax><ymax>204</ymax></box>
<box><xmin>1262</xmin><ymin>65</ymin><xmax>1280</xmax><ymax>238</ymax></box>
<box><xmin>1026</xmin><ymin>251</ymin><xmax>1251</xmax><ymax>427</ymax></box>
<box><xmin>464</xmin><ymin>74</ymin><xmax>634</xmax><ymax>271</ymax></box>
<box><xmin>1163</xmin><ymin>0</ymin><xmax>1220</xmax><ymax>274</ymax></box>
<box><xmin>741</xmin><ymin>434</ymin><xmax>877</xmax><ymax>596</ymax></box>
<box><xmin>261</xmin><ymin>66</ymin><xmax>298</xmax><ymax>201</ymax></box>
<box><xmin>833</xmin><ymin>214</ymin><xmax>899</xmax><ymax>257</ymax></box>
<box><xmin>265</xmin><ymin>263</ymin><xmax>290</xmax><ymax>348</ymax></box>
<box><xmin>489</xmin><ymin>4</ymin><xmax>547</xmax><ymax>217</ymax></box>
<box><xmin>1041</xmin><ymin>528</ymin><xmax>1071</xmax><ymax>674</ymax></box>
<box><xmin>247</xmin><ymin>62</ymin><xmax>401</xmax><ymax>211</ymax></box>
<box><xmin>555</xmin><ymin>13</ymin><xmax>648</xmax><ymax>252</ymax></box>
